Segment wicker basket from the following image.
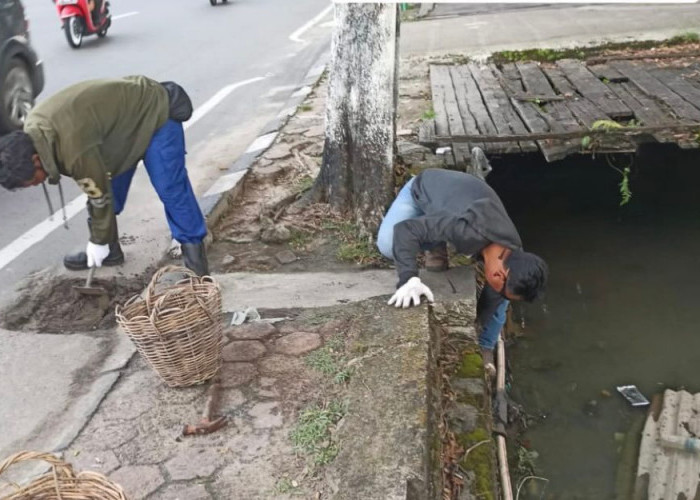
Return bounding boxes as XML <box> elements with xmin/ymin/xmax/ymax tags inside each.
<box><xmin>116</xmin><ymin>265</ymin><xmax>224</xmax><ymax>388</ymax></box>
<box><xmin>0</xmin><ymin>451</ymin><xmax>126</xmax><ymax>500</ymax></box>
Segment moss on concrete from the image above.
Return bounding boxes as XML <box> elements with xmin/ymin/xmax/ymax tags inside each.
<box><xmin>457</xmin><ymin>428</ymin><xmax>496</xmax><ymax>500</ymax></box>
<box><xmin>458</xmin><ymin>351</ymin><xmax>484</xmax><ymax>378</ymax></box>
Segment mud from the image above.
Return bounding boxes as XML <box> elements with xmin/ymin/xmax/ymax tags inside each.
<box><xmin>1</xmin><ymin>271</ymin><xmax>152</xmax><ymax>334</ymax></box>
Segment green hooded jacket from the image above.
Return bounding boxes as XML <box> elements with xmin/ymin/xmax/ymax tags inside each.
<box><xmin>24</xmin><ymin>75</ymin><xmax>170</xmax><ymax>244</ymax></box>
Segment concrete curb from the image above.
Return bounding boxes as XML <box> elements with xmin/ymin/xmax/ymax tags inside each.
<box><xmin>198</xmin><ymin>51</ymin><xmax>330</xmax><ymax>232</ymax></box>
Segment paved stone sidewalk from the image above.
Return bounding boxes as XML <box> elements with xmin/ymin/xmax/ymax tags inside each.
<box><xmin>65</xmin><ymin>315</ymin><xmax>351</xmax><ymax>499</ymax></box>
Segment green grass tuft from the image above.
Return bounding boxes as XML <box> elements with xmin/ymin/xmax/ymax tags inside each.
<box><xmin>290</xmin><ymin>400</ymin><xmax>347</xmax><ymax>465</ymax></box>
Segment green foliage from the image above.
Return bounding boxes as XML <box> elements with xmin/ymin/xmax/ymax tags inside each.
<box><xmin>321</xmin><ymin>221</ymin><xmax>382</xmax><ymax>265</ymax></box>
<box><xmin>668</xmin><ymin>31</ymin><xmax>700</xmax><ymax>44</ymax></box>
<box><xmin>298</xmin><ymin>104</ymin><xmax>313</xmax><ymax>112</ymax></box>
<box><xmin>619</xmin><ymin>167</ymin><xmax>632</xmax><ymax>206</ymax></box>
<box><xmin>288</xmin><ymin>228</ymin><xmax>311</xmax><ymax>251</ymax></box>
<box><xmin>581</xmin><ymin>136</ymin><xmax>592</xmax><ymax>149</ymax></box>
<box><xmin>458</xmin><ymin>428</ymin><xmax>495</xmax><ymax>500</ymax></box>
<box><xmin>274</xmin><ymin>478</ymin><xmax>301</xmax><ymax>495</ymax></box>
<box><xmin>422</xmin><ymin>108</ymin><xmax>436</xmax><ymax>120</ymax></box>
<box><xmin>290</xmin><ymin>400</ymin><xmax>347</xmax><ymax>465</ymax></box>
<box><xmin>305</xmin><ymin>335</ymin><xmax>352</xmax><ymax>385</ymax></box>
<box><xmin>591</xmin><ymin>119</ymin><xmax>623</xmax><ymax>130</ymax></box>
<box><xmin>458</xmin><ymin>352</ymin><xmax>484</xmax><ymax>378</ymax></box>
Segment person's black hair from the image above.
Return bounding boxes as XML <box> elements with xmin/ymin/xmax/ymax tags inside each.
<box><xmin>0</xmin><ymin>131</ymin><xmax>37</xmax><ymax>190</ymax></box>
<box><xmin>505</xmin><ymin>249</ymin><xmax>548</xmax><ymax>302</ymax></box>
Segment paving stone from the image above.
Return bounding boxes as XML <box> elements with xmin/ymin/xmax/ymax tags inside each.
<box><xmin>77</xmin><ymin>421</ymin><xmax>138</xmax><ymax>450</ymax></box>
<box><xmin>275</xmin><ymin>249</ymin><xmax>298</xmax><ymax>265</ymax></box>
<box><xmin>110</xmin><ymin>465</ymin><xmax>164</xmax><ymax>500</ymax></box>
<box><xmin>277</xmin><ymin>323</ymin><xmax>319</xmax><ymax>334</ymax></box>
<box><xmin>317</xmin><ymin>318</ymin><xmax>350</xmax><ymax>337</ymax></box>
<box><xmin>260</xmin><ymin>223</ymin><xmax>291</xmax><ymax>243</ymax></box>
<box><xmin>220</xmin><ymin>389</ymin><xmax>246</xmax><ymax>412</ymax></box>
<box><xmin>249</xmin><ymin>402</ymin><xmax>283</xmax><ymax>428</ymax></box>
<box><xmin>69</xmin><ymin>449</ymin><xmax>120</xmax><ymax>475</ymax></box>
<box><xmin>273</xmin><ymin>332</ymin><xmax>322</xmax><ymax>356</ymax></box>
<box><xmin>226</xmin><ymin>322</ymin><xmax>278</xmax><ymax>341</ymax></box>
<box><xmin>220</xmin><ymin>363</ymin><xmax>257</xmax><ymax>388</ymax></box>
<box><xmin>445</xmin><ymin>325</ymin><xmax>478</xmax><ymax>342</ymax></box>
<box><xmin>451</xmin><ymin>377</ymin><xmax>485</xmax><ymax>396</ymax></box>
<box><xmin>165</xmin><ymin>447</ymin><xmax>225</xmax><ymax>480</ymax></box>
<box><xmin>258</xmin><ymin>355</ymin><xmax>304</xmax><ymax>376</ymax></box>
<box><xmin>150</xmin><ymin>484</ymin><xmax>211</xmax><ymax>500</ymax></box>
<box><xmin>226</xmin><ymin>431</ymin><xmax>271</xmax><ymax>461</ymax></box>
<box><xmin>303</xmin><ymin>125</ymin><xmax>325</xmax><ymax>137</ymax></box>
<box><xmin>256</xmin><ymin>386</ymin><xmax>279</xmax><ymax>399</ymax></box>
<box><xmin>222</xmin><ymin>341</ymin><xmax>266</xmax><ymax>362</ymax></box>
<box><xmin>263</xmin><ymin>145</ymin><xmax>293</xmax><ymax>161</ymax></box>
<box><xmin>259</xmin><ymin>377</ymin><xmax>276</xmax><ymax>387</ymax></box>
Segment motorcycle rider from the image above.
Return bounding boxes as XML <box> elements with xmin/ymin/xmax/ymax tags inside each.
<box><xmin>0</xmin><ymin>75</ymin><xmax>209</xmax><ymax>276</ymax></box>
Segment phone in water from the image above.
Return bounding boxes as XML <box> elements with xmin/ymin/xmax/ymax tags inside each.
<box><xmin>617</xmin><ymin>385</ymin><xmax>650</xmax><ymax>407</ymax></box>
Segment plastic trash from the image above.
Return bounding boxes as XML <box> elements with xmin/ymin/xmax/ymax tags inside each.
<box><xmin>616</xmin><ymin>385</ymin><xmax>650</xmax><ymax>407</ymax></box>
<box><xmin>230</xmin><ymin>307</ymin><xmax>261</xmax><ymax>326</ymax></box>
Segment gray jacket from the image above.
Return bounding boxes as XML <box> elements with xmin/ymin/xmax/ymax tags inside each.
<box><xmin>392</xmin><ymin>169</ymin><xmax>522</xmax><ymax>324</ymax></box>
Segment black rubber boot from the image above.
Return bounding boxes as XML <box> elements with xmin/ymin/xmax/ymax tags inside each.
<box><xmin>181</xmin><ymin>242</ymin><xmax>209</xmax><ymax>277</ymax></box>
<box><xmin>63</xmin><ymin>218</ymin><xmax>124</xmax><ymax>271</ymax></box>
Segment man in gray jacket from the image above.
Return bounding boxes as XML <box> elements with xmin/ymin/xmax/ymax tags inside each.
<box><xmin>376</xmin><ymin>167</ymin><xmax>548</xmax><ymax>370</ymax></box>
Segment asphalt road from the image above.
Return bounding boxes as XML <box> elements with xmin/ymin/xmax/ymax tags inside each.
<box><xmin>0</xmin><ymin>0</ymin><xmax>332</xmax><ymax>306</ymax></box>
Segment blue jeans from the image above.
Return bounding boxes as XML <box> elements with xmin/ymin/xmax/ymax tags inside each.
<box><xmin>377</xmin><ymin>176</ymin><xmax>507</xmax><ymax>349</ymax></box>
<box><xmin>109</xmin><ymin>120</ymin><xmax>207</xmax><ymax>244</ymax></box>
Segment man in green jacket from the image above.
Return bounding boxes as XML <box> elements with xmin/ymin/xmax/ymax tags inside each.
<box><xmin>0</xmin><ymin>75</ymin><xmax>209</xmax><ymax>275</ymax></box>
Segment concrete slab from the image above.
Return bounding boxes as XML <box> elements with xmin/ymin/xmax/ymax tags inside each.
<box><xmin>0</xmin><ymin>329</ymin><xmax>131</xmax><ymax>471</ymax></box>
<box><xmin>403</xmin><ymin>5</ymin><xmax>700</xmax><ymax>58</ymax></box>
<box><xmin>214</xmin><ymin>267</ymin><xmax>476</xmax><ymax>312</ymax></box>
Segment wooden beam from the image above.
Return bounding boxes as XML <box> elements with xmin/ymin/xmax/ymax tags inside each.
<box><xmin>436</xmin><ymin>122</ymin><xmax>700</xmax><ymax>143</ymax></box>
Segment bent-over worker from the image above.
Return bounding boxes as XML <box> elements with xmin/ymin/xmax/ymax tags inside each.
<box><xmin>0</xmin><ymin>75</ymin><xmax>208</xmax><ymax>275</ymax></box>
<box><xmin>376</xmin><ymin>167</ymin><xmax>548</xmax><ymax>372</ymax></box>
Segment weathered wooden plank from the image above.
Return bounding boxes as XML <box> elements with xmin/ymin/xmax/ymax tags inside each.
<box><xmin>493</xmin><ymin>64</ymin><xmax>575</xmax><ymax>162</ymax></box>
<box><xmin>418</xmin><ymin>119</ymin><xmax>437</xmax><ymax>147</ymax></box>
<box><xmin>542</xmin><ymin>66</ymin><xmax>611</xmax><ymax>127</ymax></box>
<box><xmin>447</xmin><ymin>66</ymin><xmax>482</xmax><ymax>151</ymax></box>
<box><xmin>452</xmin><ymin>143</ymin><xmax>472</xmax><ymax>169</ymax></box>
<box><xmin>429</xmin><ymin>65</ymin><xmax>452</xmax><ymax>137</ymax></box>
<box><xmin>451</xmin><ymin>65</ymin><xmax>508</xmax><ymax>154</ymax></box>
<box><xmin>606</xmin><ymin>83</ymin><xmax>675</xmax><ymax>143</ymax></box>
<box><xmin>467</xmin><ymin>63</ymin><xmax>525</xmax><ymax>153</ymax></box>
<box><xmin>451</xmin><ymin>66</ymin><xmax>498</xmax><ymax>136</ymax></box>
<box><xmin>587</xmin><ymin>64</ymin><xmax>628</xmax><ymax>83</ymax></box>
<box><xmin>516</xmin><ymin>62</ymin><xmax>557</xmax><ymax>97</ymax></box>
<box><xmin>612</xmin><ymin>60</ymin><xmax>700</xmax><ymax>122</ymax></box>
<box><xmin>649</xmin><ymin>66</ymin><xmax>700</xmax><ymax>114</ymax></box>
<box><xmin>435</xmin><ymin>122</ymin><xmax>700</xmax><ymax>142</ymax></box>
<box><xmin>556</xmin><ymin>59</ymin><xmax>632</xmax><ymax>118</ymax></box>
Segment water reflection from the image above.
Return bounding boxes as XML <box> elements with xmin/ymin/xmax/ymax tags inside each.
<box><xmin>489</xmin><ymin>146</ymin><xmax>700</xmax><ymax>498</ymax></box>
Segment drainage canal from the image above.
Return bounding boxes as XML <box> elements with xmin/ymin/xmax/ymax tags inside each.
<box><xmin>487</xmin><ymin>144</ymin><xmax>700</xmax><ymax>498</ymax></box>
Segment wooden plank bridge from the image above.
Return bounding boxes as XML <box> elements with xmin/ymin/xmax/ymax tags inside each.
<box><xmin>421</xmin><ymin>58</ymin><xmax>700</xmax><ymax>162</ymax></box>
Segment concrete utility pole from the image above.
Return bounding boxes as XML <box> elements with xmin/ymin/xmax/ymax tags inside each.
<box><xmin>311</xmin><ymin>3</ymin><xmax>400</xmax><ymax>236</ymax></box>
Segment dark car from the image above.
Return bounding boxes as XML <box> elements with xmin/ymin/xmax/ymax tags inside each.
<box><xmin>0</xmin><ymin>0</ymin><xmax>44</xmax><ymax>134</ymax></box>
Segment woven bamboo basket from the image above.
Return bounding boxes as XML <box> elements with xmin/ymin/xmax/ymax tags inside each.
<box><xmin>115</xmin><ymin>265</ymin><xmax>224</xmax><ymax>388</ymax></box>
<box><xmin>0</xmin><ymin>451</ymin><xmax>126</xmax><ymax>500</ymax></box>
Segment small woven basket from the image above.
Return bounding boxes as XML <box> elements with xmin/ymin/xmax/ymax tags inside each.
<box><xmin>0</xmin><ymin>451</ymin><xmax>126</xmax><ymax>500</ymax></box>
<box><xmin>116</xmin><ymin>265</ymin><xmax>224</xmax><ymax>388</ymax></box>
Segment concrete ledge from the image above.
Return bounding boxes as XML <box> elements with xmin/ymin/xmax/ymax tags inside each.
<box><xmin>325</xmin><ymin>298</ymin><xmax>436</xmax><ymax>499</ymax></box>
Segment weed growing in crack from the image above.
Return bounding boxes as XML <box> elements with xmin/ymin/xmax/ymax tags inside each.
<box><xmin>290</xmin><ymin>400</ymin><xmax>347</xmax><ymax>465</ymax></box>
<box><xmin>274</xmin><ymin>477</ymin><xmax>301</xmax><ymax>495</ymax></box>
<box><xmin>298</xmin><ymin>104</ymin><xmax>313</xmax><ymax>112</ymax></box>
<box><xmin>321</xmin><ymin>221</ymin><xmax>382</xmax><ymax>265</ymax></box>
<box><xmin>305</xmin><ymin>335</ymin><xmax>352</xmax><ymax>385</ymax></box>
<box><xmin>422</xmin><ymin>108</ymin><xmax>436</xmax><ymax>120</ymax></box>
<box><xmin>288</xmin><ymin>228</ymin><xmax>312</xmax><ymax>251</ymax></box>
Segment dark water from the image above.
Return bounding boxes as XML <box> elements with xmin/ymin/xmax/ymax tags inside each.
<box><xmin>488</xmin><ymin>146</ymin><xmax>700</xmax><ymax>499</ymax></box>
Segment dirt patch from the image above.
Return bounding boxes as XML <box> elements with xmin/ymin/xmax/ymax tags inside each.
<box><xmin>1</xmin><ymin>271</ymin><xmax>152</xmax><ymax>333</ymax></box>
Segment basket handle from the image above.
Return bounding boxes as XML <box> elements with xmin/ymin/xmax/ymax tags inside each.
<box><xmin>0</xmin><ymin>451</ymin><xmax>74</xmax><ymax>479</ymax></box>
<box><xmin>145</xmin><ymin>265</ymin><xmax>199</xmax><ymax>312</ymax></box>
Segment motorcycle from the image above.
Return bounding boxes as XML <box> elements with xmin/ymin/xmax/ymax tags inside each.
<box><xmin>53</xmin><ymin>0</ymin><xmax>111</xmax><ymax>49</ymax></box>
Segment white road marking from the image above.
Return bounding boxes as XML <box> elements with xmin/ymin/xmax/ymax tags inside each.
<box><xmin>289</xmin><ymin>4</ymin><xmax>333</xmax><ymax>43</ymax></box>
<box><xmin>245</xmin><ymin>132</ymin><xmax>278</xmax><ymax>154</ymax></box>
<box><xmin>112</xmin><ymin>11</ymin><xmax>139</xmax><ymax>20</ymax></box>
<box><xmin>184</xmin><ymin>76</ymin><xmax>266</xmax><ymax>130</ymax></box>
<box><xmin>0</xmin><ymin>194</ymin><xmax>87</xmax><ymax>271</ymax></box>
<box><xmin>0</xmin><ymin>76</ymin><xmax>267</xmax><ymax>271</ymax></box>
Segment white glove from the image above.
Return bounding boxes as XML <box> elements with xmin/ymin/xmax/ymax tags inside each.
<box><xmin>86</xmin><ymin>241</ymin><xmax>110</xmax><ymax>268</ymax></box>
<box><xmin>388</xmin><ymin>277</ymin><xmax>434</xmax><ymax>308</ymax></box>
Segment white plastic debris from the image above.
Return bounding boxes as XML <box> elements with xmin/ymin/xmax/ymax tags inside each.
<box><xmin>230</xmin><ymin>307</ymin><xmax>261</xmax><ymax>326</ymax></box>
<box><xmin>435</xmin><ymin>146</ymin><xmax>452</xmax><ymax>155</ymax></box>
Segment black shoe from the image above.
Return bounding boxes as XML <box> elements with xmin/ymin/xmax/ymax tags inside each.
<box><xmin>64</xmin><ymin>242</ymin><xmax>124</xmax><ymax>270</ymax></box>
<box><xmin>181</xmin><ymin>242</ymin><xmax>209</xmax><ymax>276</ymax></box>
